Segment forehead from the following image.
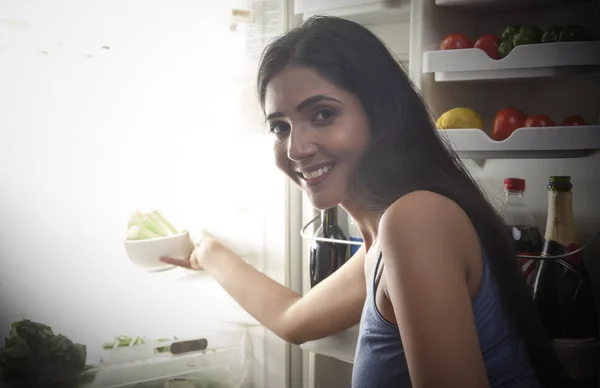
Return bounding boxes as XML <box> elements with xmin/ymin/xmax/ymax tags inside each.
<box><xmin>264</xmin><ymin>65</ymin><xmax>343</xmax><ymax>114</ymax></box>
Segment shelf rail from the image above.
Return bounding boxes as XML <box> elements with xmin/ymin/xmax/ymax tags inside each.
<box><xmin>301</xmin><ymin>215</ymin><xmax>600</xmax><ymax>291</ymax></box>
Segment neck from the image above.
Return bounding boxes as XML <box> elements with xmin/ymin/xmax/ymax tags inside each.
<box><xmin>340</xmin><ymin>198</ymin><xmax>384</xmax><ymax>251</ymax></box>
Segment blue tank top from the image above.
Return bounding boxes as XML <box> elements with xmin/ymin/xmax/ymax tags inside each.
<box><xmin>352</xmin><ymin>249</ymin><xmax>540</xmax><ymax>388</ymax></box>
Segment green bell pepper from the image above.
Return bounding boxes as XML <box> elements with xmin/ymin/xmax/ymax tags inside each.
<box><xmin>512</xmin><ymin>25</ymin><xmax>543</xmax><ymax>47</ymax></box>
<box><xmin>541</xmin><ymin>26</ymin><xmax>562</xmax><ymax>43</ymax></box>
<box><xmin>559</xmin><ymin>25</ymin><xmax>593</xmax><ymax>42</ymax></box>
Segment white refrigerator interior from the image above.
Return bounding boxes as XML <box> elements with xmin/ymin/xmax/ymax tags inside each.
<box><xmin>0</xmin><ymin>0</ymin><xmax>300</xmax><ymax>387</ymax></box>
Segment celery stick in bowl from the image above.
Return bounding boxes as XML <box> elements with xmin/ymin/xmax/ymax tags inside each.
<box><xmin>124</xmin><ymin>210</ymin><xmax>193</xmax><ymax>272</ymax></box>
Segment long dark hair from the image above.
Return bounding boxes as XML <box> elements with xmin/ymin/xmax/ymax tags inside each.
<box><xmin>257</xmin><ymin>15</ymin><xmax>566</xmax><ymax>387</ymax></box>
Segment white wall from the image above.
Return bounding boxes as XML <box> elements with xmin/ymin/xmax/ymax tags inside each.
<box><xmin>0</xmin><ymin>2</ymin><xmax>289</xmax><ymax>382</ymax></box>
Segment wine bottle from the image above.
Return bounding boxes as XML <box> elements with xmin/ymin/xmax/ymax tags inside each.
<box><xmin>309</xmin><ymin>207</ymin><xmax>349</xmax><ymax>288</ymax></box>
<box><xmin>532</xmin><ymin>176</ymin><xmax>599</xmax><ymax>386</ymax></box>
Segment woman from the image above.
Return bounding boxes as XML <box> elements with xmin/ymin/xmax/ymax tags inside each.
<box><xmin>161</xmin><ymin>16</ymin><xmax>566</xmax><ymax>388</ymax></box>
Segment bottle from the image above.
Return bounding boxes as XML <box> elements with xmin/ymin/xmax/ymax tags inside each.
<box><xmin>309</xmin><ymin>207</ymin><xmax>349</xmax><ymax>288</ymax></box>
<box><xmin>348</xmin><ymin>216</ymin><xmax>363</xmax><ymax>257</ymax></box>
<box><xmin>499</xmin><ymin>178</ymin><xmax>542</xmax><ymax>289</ymax></box>
<box><xmin>532</xmin><ymin>176</ymin><xmax>598</xmax><ymax>385</ymax></box>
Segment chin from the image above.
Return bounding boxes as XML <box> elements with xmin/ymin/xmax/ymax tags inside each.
<box><xmin>307</xmin><ymin>192</ymin><xmax>343</xmax><ymax>211</ymax></box>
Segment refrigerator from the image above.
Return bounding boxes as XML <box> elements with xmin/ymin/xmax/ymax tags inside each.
<box><xmin>1</xmin><ymin>0</ymin><xmax>599</xmax><ymax>388</ymax></box>
<box><xmin>293</xmin><ymin>0</ymin><xmax>600</xmax><ymax>387</ymax></box>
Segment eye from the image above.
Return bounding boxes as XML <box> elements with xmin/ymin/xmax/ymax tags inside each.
<box><xmin>313</xmin><ymin>108</ymin><xmax>336</xmax><ymax>123</ymax></box>
<box><xmin>269</xmin><ymin>121</ymin><xmax>290</xmax><ymax>135</ymax></box>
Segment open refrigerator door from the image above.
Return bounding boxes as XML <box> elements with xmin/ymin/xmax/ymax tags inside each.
<box><xmin>0</xmin><ymin>0</ymin><xmax>299</xmax><ymax>387</ymax></box>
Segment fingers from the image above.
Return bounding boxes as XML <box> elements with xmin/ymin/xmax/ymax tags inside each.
<box><xmin>160</xmin><ymin>257</ymin><xmax>191</xmax><ymax>269</ymax></box>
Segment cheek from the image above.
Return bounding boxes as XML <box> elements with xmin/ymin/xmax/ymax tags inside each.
<box><xmin>273</xmin><ymin>140</ymin><xmax>289</xmax><ymax>173</ymax></box>
<box><xmin>336</xmin><ymin>115</ymin><xmax>371</xmax><ymax>154</ymax></box>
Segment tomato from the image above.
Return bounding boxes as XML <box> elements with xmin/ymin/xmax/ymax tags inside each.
<box><xmin>474</xmin><ymin>35</ymin><xmax>501</xmax><ymax>59</ymax></box>
<box><xmin>491</xmin><ymin>108</ymin><xmax>527</xmax><ymax>141</ymax></box>
<box><xmin>440</xmin><ymin>34</ymin><xmax>474</xmax><ymax>50</ymax></box>
<box><xmin>561</xmin><ymin>115</ymin><xmax>587</xmax><ymax>126</ymax></box>
<box><xmin>524</xmin><ymin>114</ymin><xmax>555</xmax><ymax>127</ymax></box>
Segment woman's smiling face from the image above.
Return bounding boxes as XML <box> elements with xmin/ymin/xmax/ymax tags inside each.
<box><xmin>264</xmin><ymin>65</ymin><xmax>371</xmax><ymax>210</ymax></box>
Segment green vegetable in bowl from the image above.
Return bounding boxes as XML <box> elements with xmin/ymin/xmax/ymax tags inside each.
<box><xmin>0</xmin><ymin>319</ymin><xmax>89</xmax><ymax>387</ymax></box>
<box><xmin>127</xmin><ymin>210</ymin><xmax>181</xmax><ymax>240</ymax></box>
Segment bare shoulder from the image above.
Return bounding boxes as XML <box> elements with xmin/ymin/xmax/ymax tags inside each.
<box><xmin>378</xmin><ymin>190</ymin><xmax>480</xmax><ymax>267</ymax></box>
<box><xmin>379</xmin><ymin>190</ymin><xmax>474</xmax><ymax>236</ymax></box>
<box><xmin>378</xmin><ymin>190</ymin><xmax>490</xmax><ymax>387</ymax></box>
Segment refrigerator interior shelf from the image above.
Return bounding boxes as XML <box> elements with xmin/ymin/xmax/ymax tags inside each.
<box><xmin>301</xmin><ymin>215</ymin><xmax>363</xmax><ymax>246</ymax></box>
<box><xmin>298</xmin><ymin>1</ymin><xmax>411</xmax><ymax>26</ymax></box>
<box><xmin>437</xmin><ymin>125</ymin><xmax>600</xmax><ymax>159</ymax></box>
<box><xmin>80</xmin><ymin>333</ymin><xmax>251</xmax><ymax>388</ymax></box>
<box><xmin>434</xmin><ymin>0</ymin><xmax>590</xmax><ymax>10</ymax></box>
<box><xmin>422</xmin><ymin>42</ymin><xmax>600</xmax><ymax>82</ymax></box>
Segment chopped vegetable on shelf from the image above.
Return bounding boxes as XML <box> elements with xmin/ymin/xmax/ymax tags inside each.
<box><xmin>127</xmin><ymin>210</ymin><xmax>181</xmax><ymax>240</ymax></box>
<box><xmin>102</xmin><ymin>335</ymin><xmax>144</xmax><ymax>349</ymax></box>
<box><xmin>102</xmin><ymin>335</ymin><xmax>178</xmax><ymax>354</ymax></box>
<box><xmin>524</xmin><ymin>114</ymin><xmax>555</xmax><ymax>128</ymax></box>
<box><xmin>435</xmin><ymin>107</ymin><xmax>484</xmax><ymax>130</ymax></box>
<box><xmin>440</xmin><ymin>33</ymin><xmax>473</xmax><ymax>50</ymax></box>
<box><xmin>491</xmin><ymin>108</ymin><xmax>526</xmax><ymax>141</ymax></box>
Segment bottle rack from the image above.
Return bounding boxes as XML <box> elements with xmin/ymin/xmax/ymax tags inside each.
<box><xmin>301</xmin><ymin>215</ymin><xmax>363</xmax><ymax>246</ymax></box>
<box><xmin>301</xmin><ymin>215</ymin><xmax>600</xmax><ymax>289</ymax></box>
<box><xmin>302</xmin><ymin>214</ymin><xmax>600</xmax><ymax>258</ymax></box>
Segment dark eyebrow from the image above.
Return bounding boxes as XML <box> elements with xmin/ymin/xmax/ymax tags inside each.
<box><xmin>265</xmin><ymin>95</ymin><xmax>342</xmax><ymax>121</ymax></box>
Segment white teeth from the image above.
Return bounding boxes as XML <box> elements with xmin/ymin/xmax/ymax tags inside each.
<box><xmin>303</xmin><ymin>165</ymin><xmax>332</xmax><ymax>180</ymax></box>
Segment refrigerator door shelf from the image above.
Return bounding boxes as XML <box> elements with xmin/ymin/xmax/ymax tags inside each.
<box><xmin>296</xmin><ymin>0</ymin><xmax>411</xmax><ymax>26</ymax></box>
<box><xmin>438</xmin><ymin>125</ymin><xmax>600</xmax><ymax>160</ymax></box>
<box><xmin>423</xmin><ymin>42</ymin><xmax>600</xmax><ymax>82</ymax></box>
<box><xmin>435</xmin><ymin>0</ymin><xmax>588</xmax><ymax>10</ymax></box>
<box><xmin>300</xmin><ymin>325</ymin><xmax>360</xmax><ymax>364</ymax></box>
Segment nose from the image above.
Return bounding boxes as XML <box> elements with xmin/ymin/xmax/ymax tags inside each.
<box><xmin>287</xmin><ymin>126</ymin><xmax>318</xmax><ymax>161</ymax></box>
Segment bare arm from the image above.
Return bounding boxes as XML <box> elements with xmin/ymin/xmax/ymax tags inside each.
<box><xmin>163</xmin><ymin>237</ymin><xmax>366</xmax><ymax>345</ymax></box>
<box><xmin>379</xmin><ymin>191</ymin><xmax>490</xmax><ymax>388</ymax></box>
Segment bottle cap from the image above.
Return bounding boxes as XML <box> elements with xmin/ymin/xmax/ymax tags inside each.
<box><xmin>504</xmin><ymin>178</ymin><xmax>525</xmax><ymax>192</ymax></box>
<box><xmin>548</xmin><ymin>176</ymin><xmax>572</xmax><ymax>191</ymax></box>
<box><xmin>549</xmin><ymin>176</ymin><xmax>571</xmax><ymax>184</ymax></box>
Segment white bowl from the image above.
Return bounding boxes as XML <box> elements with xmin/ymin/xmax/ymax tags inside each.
<box><xmin>123</xmin><ymin>232</ymin><xmax>194</xmax><ymax>272</ymax></box>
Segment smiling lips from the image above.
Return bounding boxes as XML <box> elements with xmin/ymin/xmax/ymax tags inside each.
<box><xmin>296</xmin><ymin>163</ymin><xmax>335</xmax><ymax>186</ymax></box>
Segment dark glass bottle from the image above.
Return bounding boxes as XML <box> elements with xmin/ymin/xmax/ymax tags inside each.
<box><xmin>532</xmin><ymin>176</ymin><xmax>599</xmax><ymax>386</ymax></box>
<box><xmin>309</xmin><ymin>207</ymin><xmax>349</xmax><ymax>288</ymax></box>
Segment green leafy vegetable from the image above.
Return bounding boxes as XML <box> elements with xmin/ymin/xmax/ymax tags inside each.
<box><xmin>0</xmin><ymin>319</ymin><xmax>89</xmax><ymax>387</ymax></box>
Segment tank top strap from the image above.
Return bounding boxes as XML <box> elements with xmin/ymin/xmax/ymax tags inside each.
<box><xmin>371</xmin><ymin>250</ymin><xmax>384</xmax><ymax>295</ymax></box>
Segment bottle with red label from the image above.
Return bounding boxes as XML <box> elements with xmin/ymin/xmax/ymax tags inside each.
<box><xmin>499</xmin><ymin>177</ymin><xmax>542</xmax><ymax>289</ymax></box>
<box><xmin>532</xmin><ymin>176</ymin><xmax>598</xmax><ymax>386</ymax></box>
